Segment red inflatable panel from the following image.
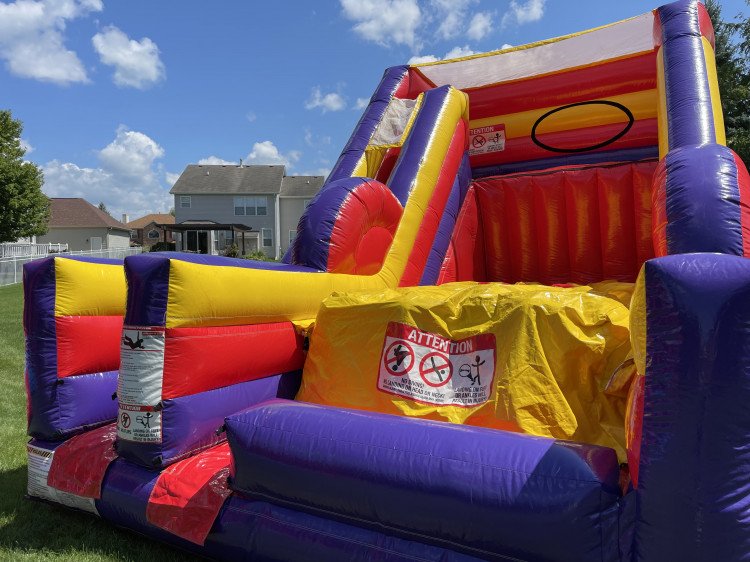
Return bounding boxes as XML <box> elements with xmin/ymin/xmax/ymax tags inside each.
<box><xmin>468</xmin><ymin>52</ymin><xmax>657</xmax><ymax>119</ymax></box>
<box><xmin>400</xmin><ymin>119</ymin><xmax>467</xmax><ymax>286</ymax></box>
<box><xmin>534</xmin><ymin>173</ymin><xmax>571</xmax><ymax>284</ymax></box>
<box><xmin>626</xmin><ymin>374</ymin><xmax>645</xmax><ymax>488</ymax></box>
<box><xmin>375</xmin><ymin>147</ymin><xmax>401</xmax><ymax>184</ymax></box>
<box><xmin>146</xmin><ymin>443</ymin><xmax>232</xmax><ymax>545</ymax></box>
<box><xmin>473</xmin><ymin>160</ymin><xmax>657</xmax><ymax>284</ymax></box>
<box><xmin>470</xmin><ymin>119</ymin><xmax>658</xmax><ymax>169</ymax></box>
<box><xmin>733</xmin><ymin>152</ymin><xmax>750</xmax><ymax>257</ymax></box>
<box><xmin>438</xmin><ymin>186</ymin><xmax>487</xmax><ymax>284</ymax></box>
<box><xmin>651</xmin><ymin>159</ymin><xmax>669</xmax><ymax>257</ymax></box>
<box><xmin>564</xmin><ymin>167</ymin><xmax>604</xmax><ymax>282</ymax></box>
<box><xmin>633</xmin><ymin>161</ymin><xmax>659</xmax><ymax>266</ymax></box>
<box><xmin>162</xmin><ymin>323</ymin><xmax>305</xmax><ymax>400</ymax></box>
<box><xmin>47</xmin><ymin>423</ymin><xmax>118</xmax><ymax>498</ymax></box>
<box><xmin>55</xmin><ymin>315</ymin><xmax>123</xmax><ymax>378</ymax></box>
<box><xmin>505</xmin><ymin>176</ymin><xmax>540</xmax><ymax>282</ymax></box>
<box><xmin>328</xmin><ymin>180</ymin><xmax>403</xmax><ymax>276</ymax></box>
<box><xmin>598</xmin><ymin>164</ymin><xmax>637</xmax><ymax>279</ymax></box>
<box><xmin>476</xmin><ymin>184</ymin><xmax>511</xmax><ymax>283</ymax></box>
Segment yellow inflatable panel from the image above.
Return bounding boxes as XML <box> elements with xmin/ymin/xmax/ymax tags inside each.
<box><xmin>298</xmin><ymin>282</ymin><xmax>634</xmax><ymax>460</ymax></box>
<box><xmin>54</xmin><ymin>257</ymin><xmax>126</xmax><ymax>317</ymax></box>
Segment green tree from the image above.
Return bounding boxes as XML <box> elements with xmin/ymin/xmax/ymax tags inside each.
<box><xmin>98</xmin><ymin>201</ymin><xmax>112</xmax><ymax>216</ymax></box>
<box><xmin>706</xmin><ymin>0</ymin><xmax>750</xmax><ymax>166</ymax></box>
<box><xmin>0</xmin><ymin>110</ymin><xmax>48</xmax><ymax>243</ymax></box>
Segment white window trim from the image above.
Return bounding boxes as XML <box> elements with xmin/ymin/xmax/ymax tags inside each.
<box><xmin>262</xmin><ymin>228</ymin><xmax>272</xmax><ymax>247</ymax></box>
<box><xmin>234</xmin><ymin>195</ymin><xmax>269</xmax><ymax>216</ymax></box>
<box><xmin>289</xmin><ymin>229</ymin><xmax>296</xmax><ymax>245</ymax></box>
<box><xmin>180</xmin><ymin>196</ymin><xmax>191</xmax><ymax>208</ymax></box>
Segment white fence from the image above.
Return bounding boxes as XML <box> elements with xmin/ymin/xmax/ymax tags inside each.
<box><xmin>0</xmin><ymin>243</ymin><xmax>69</xmax><ymax>259</ymax></box>
<box><xmin>0</xmin><ymin>247</ymin><xmax>142</xmax><ymax>287</ymax></box>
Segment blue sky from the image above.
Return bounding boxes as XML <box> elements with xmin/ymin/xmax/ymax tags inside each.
<box><xmin>2</xmin><ymin>0</ymin><xmax>746</xmax><ymax>219</ymax></box>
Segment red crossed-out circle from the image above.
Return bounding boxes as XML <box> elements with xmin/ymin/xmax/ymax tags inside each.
<box><xmin>384</xmin><ymin>340</ymin><xmax>415</xmax><ymax>376</ymax></box>
<box><xmin>419</xmin><ymin>352</ymin><xmax>453</xmax><ymax>387</ymax></box>
<box><xmin>120</xmin><ymin>412</ymin><xmax>131</xmax><ymax>429</ymax></box>
<box><xmin>472</xmin><ymin>135</ymin><xmax>486</xmax><ymax>148</ymax></box>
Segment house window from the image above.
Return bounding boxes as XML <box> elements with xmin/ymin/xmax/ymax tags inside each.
<box><xmin>130</xmin><ymin>230</ymin><xmax>137</xmax><ymax>239</ymax></box>
<box><xmin>289</xmin><ymin>230</ymin><xmax>296</xmax><ymax>245</ymax></box>
<box><xmin>233</xmin><ymin>196</ymin><xmax>268</xmax><ymax>216</ymax></box>
<box><xmin>147</xmin><ymin>229</ymin><xmax>160</xmax><ymax>239</ymax></box>
<box><xmin>262</xmin><ymin>228</ymin><xmax>272</xmax><ymax>247</ymax></box>
<box><xmin>180</xmin><ymin>196</ymin><xmax>191</xmax><ymax>208</ymax></box>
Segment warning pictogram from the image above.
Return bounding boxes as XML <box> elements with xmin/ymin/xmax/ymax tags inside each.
<box><xmin>378</xmin><ymin>322</ymin><xmax>496</xmax><ymax>407</ymax></box>
<box><xmin>469</xmin><ymin>124</ymin><xmax>505</xmax><ymax>156</ymax></box>
<box><xmin>419</xmin><ymin>352</ymin><xmax>452</xmax><ymax>387</ymax></box>
<box><xmin>384</xmin><ymin>340</ymin><xmax>415</xmax><ymax>376</ymax></box>
<box><xmin>120</xmin><ymin>412</ymin><xmax>131</xmax><ymax>429</ymax></box>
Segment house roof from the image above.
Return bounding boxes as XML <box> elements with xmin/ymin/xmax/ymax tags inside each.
<box><xmin>126</xmin><ymin>213</ymin><xmax>175</xmax><ymax>229</ymax></box>
<box><xmin>169</xmin><ymin>165</ymin><xmax>286</xmax><ymax>195</ymax></box>
<box><xmin>280</xmin><ymin>175</ymin><xmax>325</xmax><ymax>197</ymax></box>
<box><xmin>48</xmin><ymin>198</ymin><xmax>129</xmax><ymax>231</ymax></box>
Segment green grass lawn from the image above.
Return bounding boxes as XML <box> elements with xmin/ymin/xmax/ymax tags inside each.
<box><xmin>0</xmin><ymin>283</ymin><xmax>199</xmax><ymax>561</ymax></box>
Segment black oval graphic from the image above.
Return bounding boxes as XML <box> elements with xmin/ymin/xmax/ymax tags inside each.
<box><xmin>530</xmin><ymin>100</ymin><xmax>635</xmax><ymax>154</ymax></box>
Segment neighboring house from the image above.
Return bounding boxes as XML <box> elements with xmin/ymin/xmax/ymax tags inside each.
<box><xmin>126</xmin><ymin>213</ymin><xmax>175</xmax><ymax>249</ymax></box>
<box><xmin>36</xmin><ymin>198</ymin><xmax>130</xmax><ymax>251</ymax></box>
<box><xmin>170</xmin><ymin>165</ymin><xmax>324</xmax><ymax>258</ymax></box>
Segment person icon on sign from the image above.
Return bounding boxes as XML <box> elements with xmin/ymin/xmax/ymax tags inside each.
<box><xmin>392</xmin><ymin>344</ymin><xmax>409</xmax><ymax>371</ymax></box>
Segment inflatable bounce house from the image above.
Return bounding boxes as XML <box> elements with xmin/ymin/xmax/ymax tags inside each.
<box><xmin>23</xmin><ymin>1</ymin><xmax>750</xmax><ymax>560</ymax></box>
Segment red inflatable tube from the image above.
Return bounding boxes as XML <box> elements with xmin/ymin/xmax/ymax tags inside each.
<box><xmin>399</xmin><ymin>119</ymin><xmax>468</xmax><ymax>286</ymax></box>
<box><xmin>470</xmin><ymin>118</ymin><xmax>658</xmax><ymax>169</ymax></box>
<box><xmin>162</xmin><ymin>323</ymin><xmax>305</xmax><ymax>400</ymax></box>
<box><xmin>55</xmin><ymin>315</ymin><xmax>123</xmax><ymax>378</ymax></box>
<box><xmin>468</xmin><ymin>52</ymin><xmax>657</xmax><ymax>119</ymax></box>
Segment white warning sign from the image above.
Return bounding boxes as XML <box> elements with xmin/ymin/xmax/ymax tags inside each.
<box><xmin>469</xmin><ymin>124</ymin><xmax>506</xmax><ymax>156</ymax></box>
<box><xmin>117</xmin><ymin>326</ymin><xmax>165</xmax><ymax>443</ymax></box>
<box><xmin>378</xmin><ymin>322</ymin><xmax>496</xmax><ymax>407</ymax></box>
<box><xmin>27</xmin><ymin>444</ymin><xmax>98</xmax><ymax>515</ymax></box>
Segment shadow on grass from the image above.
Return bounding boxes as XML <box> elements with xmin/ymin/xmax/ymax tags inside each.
<box><xmin>0</xmin><ymin>464</ymin><xmax>202</xmax><ymax>561</ymax></box>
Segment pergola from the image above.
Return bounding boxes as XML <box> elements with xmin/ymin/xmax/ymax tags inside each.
<box><xmin>162</xmin><ymin>222</ymin><xmax>255</xmax><ymax>255</ymax></box>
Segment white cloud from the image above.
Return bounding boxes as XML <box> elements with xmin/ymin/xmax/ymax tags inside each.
<box><xmin>165</xmin><ymin>171</ymin><xmax>180</xmax><ymax>186</ymax></box>
<box><xmin>408</xmin><ymin>54</ymin><xmax>439</xmax><ymax>64</ymax></box>
<box><xmin>354</xmin><ymin>97</ymin><xmax>369</xmax><ymax>110</ymax></box>
<box><xmin>197</xmin><ymin>141</ymin><xmax>301</xmax><ymax>169</ymax></box>
<box><xmin>20</xmin><ymin>138</ymin><xmax>34</xmax><ymax>154</ymax></box>
<box><xmin>0</xmin><ymin>0</ymin><xmax>101</xmax><ymax>85</ymax></box>
<box><xmin>501</xmin><ymin>43</ymin><xmax>514</xmax><ymax>50</ymax></box>
<box><xmin>247</xmin><ymin>141</ymin><xmax>300</xmax><ymax>166</ymax></box>
<box><xmin>305</xmin><ymin>86</ymin><xmax>346</xmax><ymax>113</ymax></box>
<box><xmin>503</xmin><ymin>0</ymin><xmax>545</xmax><ymax>26</ymax></box>
<box><xmin>444</xmin><ymin>45</ymin><xmax>475</xmax><ymax>59</ymax></box>
<box><xmin>467</xmin><ymin>12</ymin><xmax>492</xmax><ymax>41</ymax></box>
<box><xmin>432</xmin><ymin>0</ymin><xmax>475</xmax><ymax>40</ymax></box>
<box><xmin>42</xmin><ymin>126</ymin><xmax>172</xmax><ymax>218</ymax></box>
<box><xmin>301</xmin><ymin>167</ymin><xmax>331</xmax><ymax>179</ymax></box>
<box><xmin>98</xmin><ymin>125</ymin><xmax>164</xmax><ymax>181</ymax></box>
<box><xmin>340</xmin><ymin>0</ymin><xmax>422</xmax><ymax>50</ymax></box>
<box><xmin>92</xmin><ymin>26</ymin><xmax>165</xmax><ymax>89</ymax></box>
<box><xmin>304</xmin><ymin>129</ymin><xmax>331</xmax><ymax>147</ymax></box>
<box><xmin>409</xmin><ymin>45</ymin><xmax>474</xmax><ymax>64</ymax></box>
<box><xmin>197</xmin><ymin>156</ymin><xmax>235</xmax><ymax>165</ymax></box>
<box><xmin>245</xmin><ymin>111</ymin><xmax>256</xmax><ymax>123</ymax></box>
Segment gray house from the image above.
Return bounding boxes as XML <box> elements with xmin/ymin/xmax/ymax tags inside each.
<box><xmin>170</xmin><ymin>165</ymin><xmax>324</xmax><ymax>258</ymax></box>
<box><xmin>36</xmin><ymin>198</ymin><xmax>131</xmax><ymax>251</ymax></box>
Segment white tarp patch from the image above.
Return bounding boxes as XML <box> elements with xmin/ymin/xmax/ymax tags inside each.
<box><xmin>378</xmin><ymin>322</ymin><xmax>496</xmax><ymax>407</ymax></box>
<box><xmin>117</xmin><ymin>326</ymin><xmax>164</xmax><ymax>443</ymax></box>
<box><xmin>27</xmin><ymin>443</ymin><xmax>98</xmax><ymax>515</ymax></box>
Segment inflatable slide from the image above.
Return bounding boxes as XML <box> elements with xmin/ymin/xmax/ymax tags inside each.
<box><xmin>22</xmin><ymin>1</ymin><xmax>750</xmax><ymax>560</ymax></box>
